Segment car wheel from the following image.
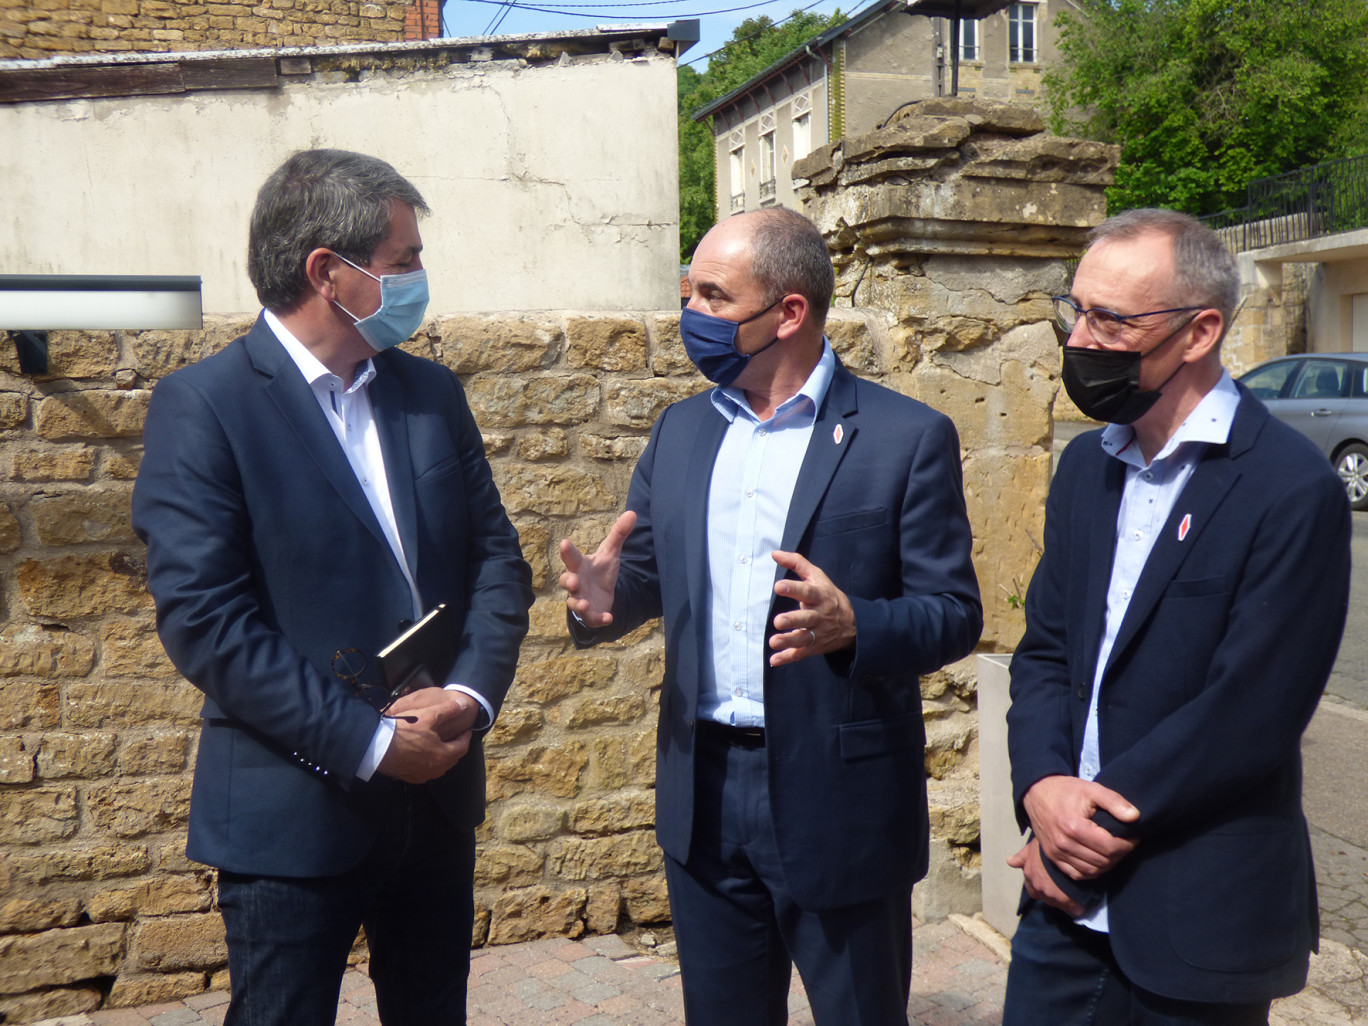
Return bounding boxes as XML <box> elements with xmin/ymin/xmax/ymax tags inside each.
<box><xmin>1335</xmin><ymin>443</ymin><xmax>1368</xmax><ymax>511</ymax></box>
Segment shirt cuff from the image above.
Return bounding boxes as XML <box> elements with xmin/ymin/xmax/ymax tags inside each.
<box><xmin>355</xmin><ymin>685</ymin><xmax>494</xmax><ymax>782</ymax></box>
<box><xmin>356</xmin><ymin>716</ymin><xmax>395</xmax><ymax>781</ymax></box>
<box><xmin>446</xmin><ymin>683</ymin><xmax>494</xmax><ymax>731</ymax></box>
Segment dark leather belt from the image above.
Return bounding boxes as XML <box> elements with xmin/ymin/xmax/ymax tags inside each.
<box><xmin>697</xmin><ymin>719</ymin><xmax>766</xmax><ymax>748</ymax></box>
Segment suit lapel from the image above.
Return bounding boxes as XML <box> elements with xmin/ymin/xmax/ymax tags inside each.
<box><xmin>778</xmin><ymin>360</ymin><xmax>858</xmax><ymax>555</ymax></box>
<box><xmin>684</xmin><ymin>401</ymin><xmax>729</xmax><ymax>626</ymax></box>
<box><xmin>369</xmin><ymin>362</ymin><xmax>420</xmax><ymax>583</ymax></box>
<box><xmin>1102</xmin><ymin>399</ymin><xmax>1258</xmax><ymax>675</ymax></box>
<box><xmin>246</xmin><ymin>319</ymin><xmax>390</xmax><ymax>551</ymax></box>
<box><xmin>1080</xmin><ymin>453</ymin><xmax>1125</xmax><ymax>684</ymax></box>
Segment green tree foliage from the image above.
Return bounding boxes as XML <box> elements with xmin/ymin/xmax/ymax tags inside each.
<box><xmin>1043</xmin><ymin>0</ymin><xmax>1368</xmax><ymax>215</ymax></box>
<box><xmin>678</xmin><ymin>9</ymin><xmax>846</xmax><ymax>259</ymax></box>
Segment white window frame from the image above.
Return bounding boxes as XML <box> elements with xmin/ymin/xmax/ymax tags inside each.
<box><xmin>792</xmin><ymin>94</ymin><xmax>812</xmax><ymax>161</ymax></box>
<box><xmin>758</xmin><ymin>128</ymin><xmax>777</xmax><ymax>202</ymax></box>
<box><xmin>958</xmin><ymin>18</ymin><xmax>978</xmax><ymax>61</ymax></box>
<box><xmin>1009</xmin><ymin>3</ymin><xmax>1037</xmax><ymax>63</ymax></box>
<box><xmin>729</xmin><ymin>131</ymin><xmax>745</xmax><ymax>212</ymax></box>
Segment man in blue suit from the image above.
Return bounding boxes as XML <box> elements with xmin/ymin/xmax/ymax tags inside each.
<box><xmin>558</xmin><ymin>208</ymin><xmax>982</xmax><ymax>1024</ymax></box>
<box><xmin>1005</xmin><ymin>209</ymin><xmax>1351</xmax><ymax>1025</ymax></box>
<box><xmin>132</xmin><ymin>150</ymin><xmax>533</xmax><ymax>1026</ymax></box>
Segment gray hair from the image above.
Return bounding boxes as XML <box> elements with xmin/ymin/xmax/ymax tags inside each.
<box><xmin>745</xmin><ymin>207</ymin><xmax>835</xmax><ymax>329</ymax></box>
<box><xmin>247</xmin><ymin>149</ymin><xmax>429</xmax><ymax>310</ymax></box>
<box><xmin>1089</xmin><ymin>208</ymin><xmax>1240</xmax><ymax>334</ymax></box>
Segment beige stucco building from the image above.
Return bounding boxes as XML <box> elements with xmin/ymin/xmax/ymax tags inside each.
<box><xmin>694</xmin><ymin>0</ymin><xmax>1080</xmax><ymax>217</ymax></box>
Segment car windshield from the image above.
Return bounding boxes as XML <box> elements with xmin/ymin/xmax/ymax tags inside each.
<box><xmin>1241</xmin><ymin>360</ymin><xmax>1299</xmax><ymax>399</ymax></box>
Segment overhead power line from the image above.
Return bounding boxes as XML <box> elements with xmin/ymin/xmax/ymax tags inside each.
<box><xmin>679</xmin><ymin>0</ymin><xmax>834</xmax><ymax>67</ymax></box>
<box><xmin>463</xmin><ymin>0</ymin><xmax>787</xmax><ymax>19</ymax></box>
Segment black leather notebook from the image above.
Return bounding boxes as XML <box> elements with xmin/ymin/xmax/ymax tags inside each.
<box><xmin>378</xmin><ymin>604</ymin><xmax>456</xmax><ymax>695</ymax></box>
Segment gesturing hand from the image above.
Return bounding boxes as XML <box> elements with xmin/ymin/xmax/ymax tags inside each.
<box><xmin>767</xmin><ymin>550</ymin><xmax>856</xmax><ymax>667</ymax></box>
<box><xmin>558</xmin><ymin>511</ymin><xmax>637</xmax><ymax>629</ymax></box>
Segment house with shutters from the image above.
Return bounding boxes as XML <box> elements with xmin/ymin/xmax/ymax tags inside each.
<box><xmin>693</xmin><ymin>0</ymin><xmax>1081</xmax><ymax>218</ymax></box>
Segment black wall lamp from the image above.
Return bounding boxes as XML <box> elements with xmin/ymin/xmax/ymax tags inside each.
<box><xmin>0</xmin><ymin>274</ymin><xmax>203</xmax><ymax>375</ymax></box>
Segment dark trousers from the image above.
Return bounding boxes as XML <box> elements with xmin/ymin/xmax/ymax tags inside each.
<box><xmin>665</xmin><ymin>725</ymin><xmax>913</xmax><ymax>1026</ymax></box>
<box><xmin>217</xmin><ymin>786</ymin><xmax>476</xmax><ymax>1026</ymax></box>
<box><xmin>1005</xmin><ymin>902</ymin><xmax>1272</xmax><ymax>1026</ymax></box>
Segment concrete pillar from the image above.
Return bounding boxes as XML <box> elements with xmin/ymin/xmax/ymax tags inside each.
<box><xmin>795</xmin><ymin>96</ymin><xmax>1117</xmax><ymax>652</ymax></box>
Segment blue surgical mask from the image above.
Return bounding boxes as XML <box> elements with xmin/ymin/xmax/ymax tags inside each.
<box><xmin>333</xmin><ymin>253</ymin><xmax>429</xmax><ymax>352</ymax></box>
<box><xmin>679</xmin><ymin>299</ymin><xmax>782</xmax><ymax>386</ymax></box>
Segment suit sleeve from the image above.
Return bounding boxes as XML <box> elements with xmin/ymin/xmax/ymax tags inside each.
<box><xmin>441</xmin><ymin>370</ymin><xmax>534</xmax><ymax>714</ymax></box>
<box><xmin>1092</xmin><ymin>469</ymin><xmax>1350</xmax><ymax>840</ymax></box>
<box><xmin>1006</xmin><ymin>443</ymin><xmax>1105</xmax><ymax>906</ymax></box>
<box><xmin>843</xmin><ymin>413</ymin><xmax>983</xmax><ymax>679</ymax></box>
<box><xmin>131</xmin><ymin>373</ymin><xmax>379</xmax><ymax>781</ymax></box>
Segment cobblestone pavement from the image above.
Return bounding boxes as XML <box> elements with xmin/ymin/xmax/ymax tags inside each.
<box><xmin>35</xmin><ymin>914</ymin><xmax>1368</xmax><ymax>1026</ymax></box>
<box><xmin>42</xmin><ymin>917</ymin><xmax>1007</xmax><ymax>1026</ymax></box>
<box><xmin>1313</xmin><ymin>826</ymin><xmax>1368</xmax><ymax>956</ymax></box>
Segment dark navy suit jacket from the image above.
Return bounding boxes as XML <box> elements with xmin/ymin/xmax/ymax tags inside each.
<box><xmin>572</xmin><ymin>359</ymin><xmax>982</xmax><ymax>911</ymax></box>
<box><xmin>132</xmin><ymin>315</ymin><xmax>532</xmax><ymax>878</ymax></box>
<box><xmin>1008</xmin><ymin>386</ymin><xmax>1351</xmax><ymax>1002</ymax></box>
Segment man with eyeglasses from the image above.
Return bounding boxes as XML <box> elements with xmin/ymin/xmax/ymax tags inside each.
<box><xmin>1004</xmin><ymin>208</ymin><xmax>1351</xmax><ymax>1025</ymax></box>
<box><xmin>132</xmin><ymin>150</ymin><xmax>533</xmax><ymax>1025</ymax></box>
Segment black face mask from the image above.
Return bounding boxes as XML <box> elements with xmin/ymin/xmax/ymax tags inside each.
<box><xmin>1055</xmin><ymin>317</ymin><xmax>1194</xmax><ymax>425</ymax></box>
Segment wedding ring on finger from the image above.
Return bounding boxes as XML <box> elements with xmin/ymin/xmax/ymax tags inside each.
<box><xmin>806</xmin><ymin>629</ymin><xmax>817</xmax><ymax>647</ymax></box>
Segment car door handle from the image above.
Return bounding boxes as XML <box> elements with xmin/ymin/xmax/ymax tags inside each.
<box><xmin>1310</xmin><ymin>409</ymin><xmax>1335</xmax><ymax>416</ymax></box>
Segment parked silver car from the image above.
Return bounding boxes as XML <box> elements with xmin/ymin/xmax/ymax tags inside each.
<box><xmin>1239</xmin><ymin>353</ymin><xmax>1368</xmax><ymax>510</ymax></box>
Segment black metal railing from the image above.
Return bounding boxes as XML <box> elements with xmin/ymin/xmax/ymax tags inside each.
<box><xmin>1201</xmin><ymin>153</ymin><xmax>1368</xmax><ymax>253</ymax></box>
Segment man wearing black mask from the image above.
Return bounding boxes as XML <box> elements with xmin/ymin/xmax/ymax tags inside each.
<box><xmin>1004</xmin><ymin>208</ymin><xmax>1351</xmax><ymax>1025</ymax></box>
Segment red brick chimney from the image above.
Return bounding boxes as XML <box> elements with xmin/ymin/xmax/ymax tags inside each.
<box><xmin>404</xmin><ymin>0</ymin><xmax>442</xmax><ymax>40</ymax></box>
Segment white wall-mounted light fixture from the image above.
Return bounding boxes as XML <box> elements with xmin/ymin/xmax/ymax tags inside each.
<box><xmin>0</xmin><ymin>273</ymin><xmax>203</xmax><ymax>374</ymax></box>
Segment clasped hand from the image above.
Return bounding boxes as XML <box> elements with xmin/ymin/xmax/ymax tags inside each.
<box><xmin>377</xmin><ymin>688</ymin><xmax>479</xmax><ymax>784</ymax></box>
<box><xmin>1008</xmin><ymin>774</ymin><xmax>1140</xmax><ymax>916</ymax></box>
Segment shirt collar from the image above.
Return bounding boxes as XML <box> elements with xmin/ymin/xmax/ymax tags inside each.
<box><xmin>1101</xmin><ymin>369</ymin><xmax>1238</xmax><ymax>467</ymax></box>
<box><xmin>710</xmin><ymin>339</ymin><xmax>836</xmax><ymax>425</ymax></box>
<box><xmin>264</xmin><ymin>309</ymin><xmax>376</xmax><ymax>393</ymax></box>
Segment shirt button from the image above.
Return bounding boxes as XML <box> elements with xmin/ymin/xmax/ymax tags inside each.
<box><xmin>733</xmin><ymin>622</ymin><xmax>743</xmax><ymax>631</ymax></box>
<box><xmin>1132</xmin><ymin>530</ymin><xmax>1142</xmax><ymax>540</ymax></box>
<box><xmin>733</xmin><ymin>687</ymin><xmax>744</xmax><ymax>696</ymax></box>
<box><xmin>745</xmin><ymin>489</ymin><xmax>755</xmax><ymax>498</ymax></box>
<box><xmin>739</xmin><ymin>555</ymin><xmax>749</xmax><ymax>564</ymax></box>
<box><xmin>758</xmin><ymin>428</ymin><xmax>767</xmax><ymax>437</ymax></box>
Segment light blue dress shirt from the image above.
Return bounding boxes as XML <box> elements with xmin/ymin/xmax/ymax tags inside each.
<box><xmin>1076</xmin><ymin>369</ymin><xmax>1240</xmax><ymax>931</ymax></box>
<box><xmin>698</xmin><ymin>341</ymin><xmax>836</xmax><ymax>728</ymax></box>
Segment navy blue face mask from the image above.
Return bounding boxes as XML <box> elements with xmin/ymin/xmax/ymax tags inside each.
<box><xmin>679</xmin><ymin>297</ymin><xmax>783</xmax><ymax>386</ymax></box>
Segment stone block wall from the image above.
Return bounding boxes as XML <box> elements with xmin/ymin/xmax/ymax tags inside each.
<box><xmin>1</xmin><ymin>0</ymin><xmax>409</xmax><ymax>60</ymax></box>
<box><xmin>0</xmin><ymin>308</ymin><xmax>999</xmax><ymax>1020</ymax></box>
<box><xmin>1223</xmin><ymin>262</ymin><xmax>1314</xmax><ymax>378</ymax></box>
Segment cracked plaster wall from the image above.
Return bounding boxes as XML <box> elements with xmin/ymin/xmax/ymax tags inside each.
<box><xmin>1</xmin><ymin>49</ymin><xmax>680</xmax><ymax>314</ymax></box>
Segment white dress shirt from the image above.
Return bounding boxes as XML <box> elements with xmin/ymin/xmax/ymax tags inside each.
<box><xmin>266</xmin><ymin>311</ymin><xmax>493</xmax><ymax>779</ymax></box>
<box><xmin>1076</xmin><ymin>370</ymin><xmax>1240</xmax><ymax>931</ymax></box>
<box><xmin>699</xmin><ymin>341</ymin><xmax>836</xmax><ymax>727</ymax></box>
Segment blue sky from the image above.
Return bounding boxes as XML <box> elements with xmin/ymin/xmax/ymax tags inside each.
<box><xmin>440</xmin><ymin>0</ymin><xmax>850</xmax><ymax>70</ymax></box>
